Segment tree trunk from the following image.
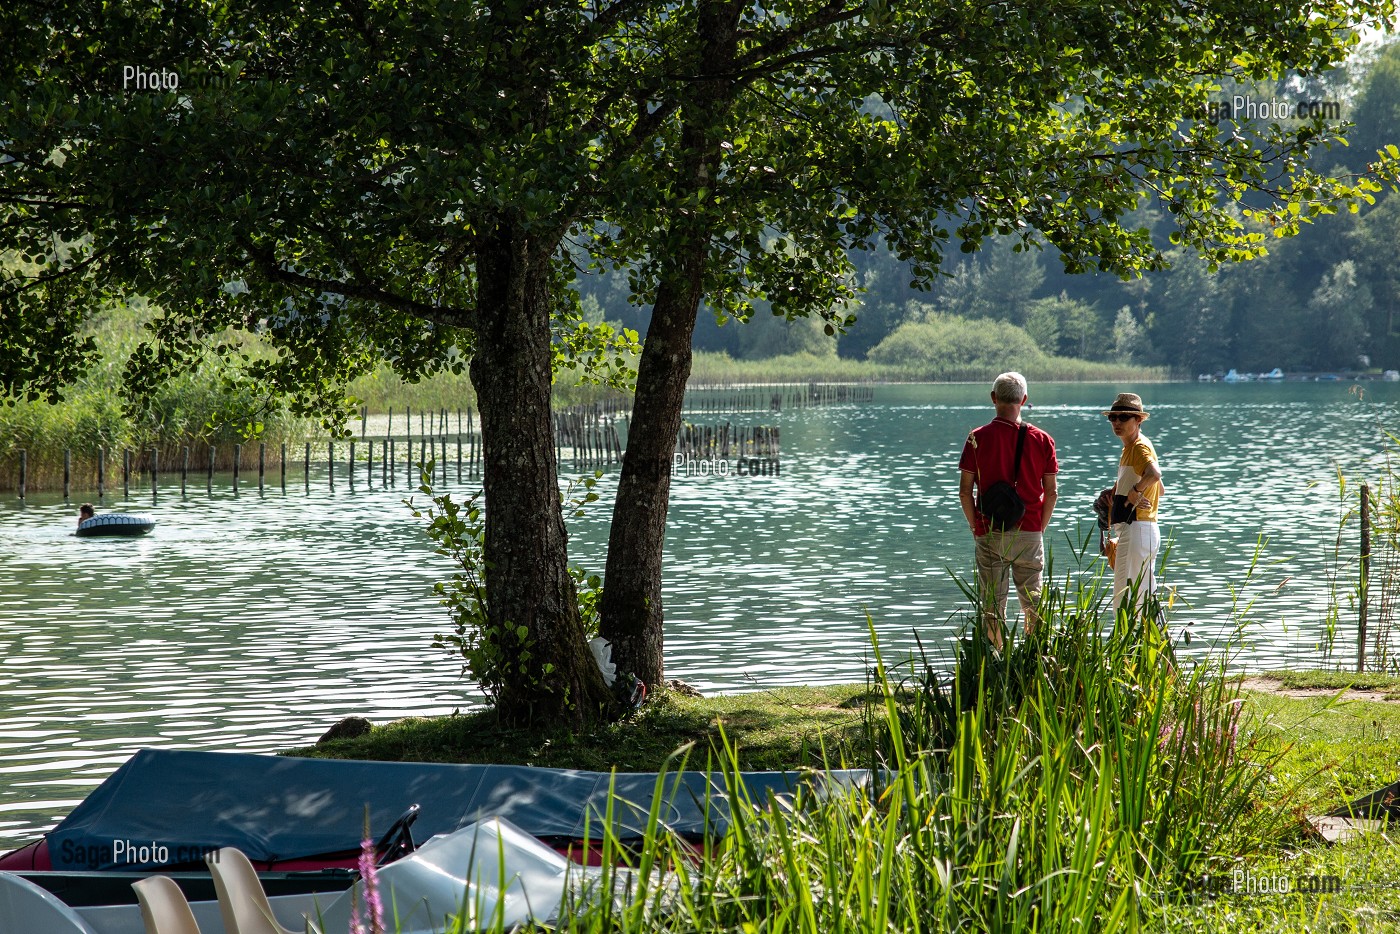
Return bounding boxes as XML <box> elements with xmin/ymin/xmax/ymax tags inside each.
<box><xmin>599</xmin><ymin>0</ymin><xmax>742</xmax><ymax>687</ymax></box>
<box><xmin>471</xmin><ymin>221</ymin><xmax>615</xmax><ymax>727</ymax></box>
<box><xmin>598</xmin><ymin>274</ymin><xmax>704</xmax><ymax>685</ymax></box>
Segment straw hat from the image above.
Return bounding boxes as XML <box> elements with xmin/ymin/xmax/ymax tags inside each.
<box><xmin>1101</xmin><ymin>392</ymin><xmax>1150</xmax><ymax>419</ymax></box>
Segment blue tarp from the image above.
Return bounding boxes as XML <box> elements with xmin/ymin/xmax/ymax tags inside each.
<box><xmin>45</xmin><ymin>749</ymin><xmax>869</xmax><ymax>870</ymax></box>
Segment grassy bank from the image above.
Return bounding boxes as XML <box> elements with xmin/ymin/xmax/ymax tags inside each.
<box><xmin>292</xmin><ymin>684</ymin><xmax>875</xmax><ymax>771</ymax></box>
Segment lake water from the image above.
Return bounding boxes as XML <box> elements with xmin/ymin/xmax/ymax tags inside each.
<box><xmin>1</xmin><ymin>380</ymin><xmax>1397</xmax><ymax>849</ymax></box>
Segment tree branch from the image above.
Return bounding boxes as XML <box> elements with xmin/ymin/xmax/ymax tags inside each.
<box><xmin>238</xmin><ymin>236</ymin><xmax>474</xmax><ymax>331</ymax></box>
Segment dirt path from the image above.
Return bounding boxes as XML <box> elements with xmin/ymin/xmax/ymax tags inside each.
<box><xmin>1238</xmin><ymin>676</ymin><xmax>1400</xmax><ymax>703</ymax></box>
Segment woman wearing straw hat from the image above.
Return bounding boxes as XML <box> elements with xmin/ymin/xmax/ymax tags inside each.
<box><xmin>1103</xmin><ymin>392</ymin><xmax>1162</xmax><ymax>612</ymax></box>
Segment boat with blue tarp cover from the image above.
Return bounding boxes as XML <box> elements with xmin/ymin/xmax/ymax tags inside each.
<box><xmin>0</xmin><ymin>749</ymin><xmax>869</xmax><ymax>932</ymax></box>
<box><xmin>0</xmin><ymin>748</ymin><xmax>870</xmax><ymax>872</ymax></box>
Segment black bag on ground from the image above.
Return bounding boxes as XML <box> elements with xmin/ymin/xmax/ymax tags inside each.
<box><xmin>976</xmin><ymin>423</ymin><xmax>1028</xmax><ymax>531</ymax></box>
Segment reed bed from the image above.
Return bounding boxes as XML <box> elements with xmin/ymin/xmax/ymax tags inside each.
<box><xmin>0</xmin><ymin>370</ymin><xmax>310</xmax><ymax>493</ymax></box>
<box><xmin>688</xmin><ymin>350</ymin><xmax>1167</xmax><ymax>386</ymax></box>
<box><xmin>345</xmin><ymin>363</ymin><xmax>634</xmax><ymax>414</ymax></box>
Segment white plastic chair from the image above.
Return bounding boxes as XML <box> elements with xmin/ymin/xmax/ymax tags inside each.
<box><xmin>132</xmin><ymin>875</ymin><xmax>202</xmax><ymax>934</ymax></box>
<box><xmin>206</xmin><ymin>848</ymin><xmax>298</xmax><ymax>934</ymax></box>
<box><xmin>0</xmin><ymin>871</ymin><xmax>99</xmax><ymax>933</ymax></box>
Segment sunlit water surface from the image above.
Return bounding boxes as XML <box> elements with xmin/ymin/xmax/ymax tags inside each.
<box><xmin>1</xmin><ymin>381</ymin><xmax>1395</xmax><ymax>847</ymax></box>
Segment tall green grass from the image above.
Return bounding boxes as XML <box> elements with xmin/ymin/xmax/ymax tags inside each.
<box><xmin>417</xmin><ymin>573</ymin><xmax>1300</xmax><ymax>933</ymax></box>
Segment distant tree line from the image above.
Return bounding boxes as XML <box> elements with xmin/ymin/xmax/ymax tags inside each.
<box><xmin>579</xmin><ymin>41</ymin><xmax>1400</xmax><ymax>377</ymax></box>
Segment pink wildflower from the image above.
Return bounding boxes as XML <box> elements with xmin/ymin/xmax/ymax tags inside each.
<box><xmin>351</xmin><ymin>837</ymin><xmax>385</xmax><ymax>934</ymax></box>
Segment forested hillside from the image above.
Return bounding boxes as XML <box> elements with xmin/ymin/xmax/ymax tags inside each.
<box><xmin>578</xmin><ymin>40</ymin><xmax>1400</xmax><ymax>377</ymax></box>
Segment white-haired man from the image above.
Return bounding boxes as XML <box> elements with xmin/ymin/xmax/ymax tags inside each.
<box><xmin>958</xmin><ymin>372</ymin><xmax>1059</xmax><ymax>650</ymax></box>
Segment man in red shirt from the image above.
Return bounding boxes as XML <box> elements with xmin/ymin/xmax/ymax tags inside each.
<box><xmin>957</xmin><ymin>372</ymin><xmax>1059</xmax><ymax>650</ymax></box>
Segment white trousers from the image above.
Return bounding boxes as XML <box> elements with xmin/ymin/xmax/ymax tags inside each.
<box><xmin>1112</xmin><ymin>520</ymin><xmax>1160</xmax><ymax>611</ymax></box>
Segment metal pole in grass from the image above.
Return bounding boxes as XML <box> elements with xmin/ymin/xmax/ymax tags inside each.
<box><xmin>17</xmin><ymin>449</ymin><xmax>25</xmax><ymax>500</ymax></box>
<box><xmin>64</xmin><ymin>448</ymin><xmax>71</xmax><ymax>501</ymax></box>
<box><xmin>258</xmin><ymin>443</ymin><xmax>265</xmax><ymax>492</ymax></box>
<box><xmin>232</xmin><ymin>444</ymin><xmax>240</xmax><ymax>492</ymax></box>
<box><xmin>181</xmin><ymin>446</ymin><xmax>189</xmax><ymax>497</ymax></box>
<box><xmin>97</xmin><ymin>446</ymin><xmax>105</xmax><ymax>499</ymax></box>
<box><xmin>1360</xmin><ymin>482</ymin><xmax>1371</xmax><ymax>673</ymax></box>
<box><xmin>123</xmin><ymin>449</ymin><xmax>130</xmax><ymax>499</ymax></box>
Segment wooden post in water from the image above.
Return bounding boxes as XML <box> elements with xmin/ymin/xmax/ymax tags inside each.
<box><xmin>17</xmin><ymin>449</ymin><xmax>25</xmax><ymax>500</ymax></box>
<box><xmin>150</xmin><ymin>448</ymin><xmax>158</xmax><ymax>500</ymax></box>
<box><xmin>232</xmin><ymin>443</ymin><xmax>241</xmax><ymax>491</ymax></box>
<box><xmin>349</xmin><ymin>441</ymin><xmax>356</xmax><ymax>490</ymax></box>
<box><xmin>389</xmin><ymin>438</ymin><xmax>395</xmax><ymax>486</ymax></box>
<box><xmin>366</xmin><ymin>439</ymin><xmax>373</xmax><ymax>487</ymax></box>
<box><xmin>123</xmin><ymin>449</ymin><xmax>131</xmax><ymax>498</ymax></box>
<box><xmin>361</xmin><ymin>405</ymin><xmax>368</xmax><ymax>440</ymax></box>
<box><xmin>63</xmin><ymin>448</ymin><xmax>71</xmax><ymax>500</ymax></box>
<box><xmin>328</xmin><ymin>441</ymin><xmax>335</xmax><ymax>491</ymax></box>
<box><xmin>457</xmin><ymin>409</ymin><xmax>463</xmax><ymax>482</ymax></box>
<box><xmin>258</xmin><ymin>443</ymin><xmax>266</xmax><ymax>492</ymax></box>
<box><xmin>181</xmin><ymin>446</ymin><xmax>190</xmax><ymax>497</ymax></box>
<box><xmin>304</xmin><ymin>441</ymin><xmax>311</xmax><ymax>490</ymax></box>
<box><xmin>280</xmin><ymin>443</ymin><xmax>286</xmax><ymax>491</ymax></box>
<box><xmin>1360</xmin><ymin>483</ymin><xmax>1371</xmax><ymax>673</ymax></box>
<box><xmin>98</xmin><ymin>446</ymin><xmax>106</xmax><ymax>499</ymax></box>
<box><xmin>207</xmin><ymin>446</ymin><xmax>215</xmax><ymax>493</ymax></box>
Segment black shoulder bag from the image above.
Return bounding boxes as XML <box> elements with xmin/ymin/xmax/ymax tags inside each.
<box><xmin>977</xmin><ymin>423</ymin><xmax>1028</xmax><ymax>531</ymax></box>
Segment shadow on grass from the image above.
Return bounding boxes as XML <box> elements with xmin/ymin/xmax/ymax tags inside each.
<box><xmin>285</xmin><ymin>684</ymin><xmax>876</xmax><ymax>772</ymax></box>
